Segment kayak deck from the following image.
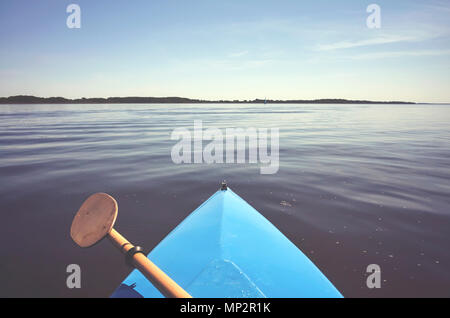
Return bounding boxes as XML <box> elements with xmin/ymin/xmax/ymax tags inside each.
<box><xmin>111</xmin><ymin>187</ymin><xmax>342</xmax><ymax>298</ymax></box>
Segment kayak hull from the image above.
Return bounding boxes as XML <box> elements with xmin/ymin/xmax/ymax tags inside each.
<box><xmin>111</xmin><ymin>188</ymin><xmax>342</xmax><ymax>298</ymax></box>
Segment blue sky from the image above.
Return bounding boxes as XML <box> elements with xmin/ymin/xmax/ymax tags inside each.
<box><xmin>1</xmin><ymin>0</ymin><xmax>450</xmax><ymax>102</ymax></box>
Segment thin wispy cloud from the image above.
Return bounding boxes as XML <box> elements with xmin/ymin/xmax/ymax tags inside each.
<box><xmin>228</xmin><ymin>50</ymin><xmax>249</xmax><ymax>58</ymax></box>
<box><xmin>349</xmin><ymin>49</ymin><xmax>450</xmax><ymax>60</ymax></box>
<box><xmin>167</xmin><ymin>56</ymin><xmax>274</xmax><ymax>73</ymax></box>
<box><xmin>315</xmin><ymin>21</ymin><xmax>450</xmax><ymax>52</ymax></box>
<box><xmin>422</xmin><ymin>2</ymin><xmax>450</xmax><ymax>13</ymax></box>
<box><xmin>206</xmin><ymin>58</ymin><xmax>274</xmax><ymax>70</ymax></box>
<box><xmin>316</xmin><ymin>35</ymin><xmax>416</xmax><ymax>51</ymax></box>
<box><xmin>306</xmin><ymin>48</ymin><xmax>450</xmax><ymax>63</ymax></box>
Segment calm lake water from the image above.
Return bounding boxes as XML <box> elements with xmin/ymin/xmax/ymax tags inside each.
<box><xmin>0</xmin><ymin>103</ymin><xmax>449</xmax><ymax>297</ymax></box>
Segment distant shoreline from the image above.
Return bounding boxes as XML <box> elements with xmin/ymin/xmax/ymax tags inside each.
<box><xmin>0</xmin><ymin>95</ymin><xmax>419</xmax><ymax>105</ymax></box>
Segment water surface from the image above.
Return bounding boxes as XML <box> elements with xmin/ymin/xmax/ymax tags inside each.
<box><xmin>0</xmin><ymin>103</ymin><xmax>449</xmax><ymax>297</ymax></box>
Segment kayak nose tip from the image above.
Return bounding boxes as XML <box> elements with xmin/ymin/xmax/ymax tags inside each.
<box><xmin>220</xmin><ymin>180</ymin><xmax>228</xmax><ymax>191</ymax></box>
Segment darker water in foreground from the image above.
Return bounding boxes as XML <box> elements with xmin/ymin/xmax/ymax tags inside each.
<box><xmin>0</xmin><ymin>103</ymin><xmax>449</xmax><ymax>297</ymax></box>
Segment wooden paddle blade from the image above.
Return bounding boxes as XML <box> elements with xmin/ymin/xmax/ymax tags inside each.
<box><xmin>70</xmin><ymin>193</ymin><xmax>118</xmax><ymax>248</ymax></box>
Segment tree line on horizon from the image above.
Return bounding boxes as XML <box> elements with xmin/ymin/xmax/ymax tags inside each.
<box><xmin>0</xmin><ymin>95</ymin><xmax>415</xmax><ymax>104</ymax></box>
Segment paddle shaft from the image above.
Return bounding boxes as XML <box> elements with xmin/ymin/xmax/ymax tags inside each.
<box><xmin>107</xmin><ymin>228</ymin><xmax>192</xmax><ymax>298</ymax></box>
